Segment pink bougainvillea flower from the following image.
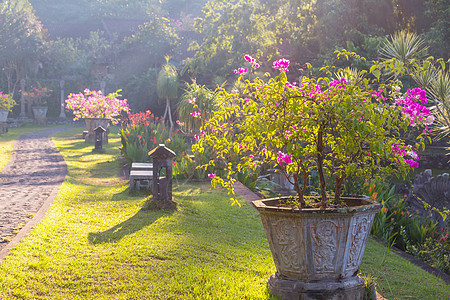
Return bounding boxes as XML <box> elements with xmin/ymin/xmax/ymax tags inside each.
<box><xmin>277</xmin><ymin>151</ymin><xmax>292</xmax><ymax>165</ymax></box>
<box><xmin>286</xmin><ymin>81</ymin><xmax>297</xmax><ymax>89</ymax></box>
<box><xmin>233</xmin><ymin>67</ymin><xmax>247</xmax><ymax>75</ymax></box>
<box><xmin>395</xmin><ymin>88</ymin><xmax>433</xmax><ymax>126</ymax></box>
<box><xmin>405</xmin><ymin>159</ymin><xmax>419</xmax><ymax>168</ymax></box>
<box><xmin>272</xmin><ymin>58</ymin><xmax>290</xmax><ymax>72</ymax></box>
<box><xmin>329</xmin><ymin>78</ymin><xmax>347</xmax><ymax>89</ymax></box>
<box><xmin>190</xmin><ymin>112</ymin><xmax>201</xmax><ymax>118</ymax></box>
<box><xmin>65</xmin><ymin>89</ymin><xmax>129</xmax><ymax>124</ymax></box>
<box><xmin>194</xmin><ymin>134</ymin><xmax>199</xmax><ymax>140</ymax></box>
<box><xmin>244</xmin><ymin>55</ymin><xmax>260</xmax><ymax>69</ymax></box>
<box><xmin>188</xmin><ymin>97</ymin><xmax>197</xmax><ymax>104</ymax></box>
<box><xmin>244</xmin><ymin>54</ymin><xmax>255</xmax><ymax>64</ymax></box>
<box><xmin>208</xmin><ymin>173</ymin><xmax>216</xmax><ymax>179</ymax></box>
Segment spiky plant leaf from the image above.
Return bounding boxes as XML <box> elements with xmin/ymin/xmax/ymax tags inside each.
<box><xmin>379</xmin><ymin>31</ymin><xmax>427</xmax><ymax>64</ymax></box>
<box><xmin>335</xmin><ymin>67</ymin><xmax>365</xmax><ymax>85</ymax></box>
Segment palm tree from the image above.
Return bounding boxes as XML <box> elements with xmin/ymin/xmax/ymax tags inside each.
<box><xmin>177</xmin><ymin>79</ymin><xmax>218</xmax><ymax>134</ymax></box>
<box><xmin>157</xmin><ymin>56</ymin><xmax>179</xmax><ymax>136</ymax></box>
<box><xmin>380</xmin><ymin>30</ymin><xmax>450</xmax><ymax>150</ymax></box>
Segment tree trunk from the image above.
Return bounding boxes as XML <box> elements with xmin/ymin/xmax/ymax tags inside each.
<box><xmin>293</xmin><ymin>173</ymin><xmax>305</xmax><ymax>207</ymax></box>
<box><xmin>166</xmin><ymin>98</ymin><xmax>174</xmax><ymax>138</ymax></box>
<box><xmin>317</xmin><ymin>125</ymin><xmax>328</xmax><ymax>208</ymax></box>
<box><xmin>334</xmin><ymin>176</ymin><xmax>344</xmax><ymax>204</ymax></box>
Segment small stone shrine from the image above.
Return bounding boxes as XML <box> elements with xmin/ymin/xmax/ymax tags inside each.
<box><xmin>92</xmin><ymin>126</ymin><xmax>106</xmax><ymax>153</ymax></box>
<box><xmin>148</xmin><ymin>144</ymin><xmax>176</xmax><ymax>207</ymax></box>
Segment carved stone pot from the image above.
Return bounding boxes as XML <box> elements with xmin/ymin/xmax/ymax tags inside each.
<box><xmin>32</xmin><ymin>106</ymin><xmax>48</xmax><ymax>126</ymax></box>
<box><xmin>0</xmin><ymin>110</ymin><xmax>8</xmax><ymax>134</ymax></box>
<box><xmin>252</xmin><ymin>196</ymin><xmax>381</xmax><ymax>300</ymax></box>
<box><xmin>84</xmin><ymin>118</ymin><xmax>110</xmax><ymax>143</ymax></box>
<box><xmin>0</xmin><ymin>110</ymin><xmax>8</xmax><ymax>122</ymax></box>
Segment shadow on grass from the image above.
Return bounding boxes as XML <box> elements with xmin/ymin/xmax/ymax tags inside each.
<box><xmin>88</xmin><ymin>205</ymin><xmax>174</xmax><ymax>244</ymax></box>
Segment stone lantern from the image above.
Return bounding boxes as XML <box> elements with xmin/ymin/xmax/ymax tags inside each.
<box><xmin>148</xmin><ymin>144</ymin><xmax>176</xmax><ymax>206</ymax></box>
<box><xmin>93</xmin><ymin>126</ymin><xmax>106</xmax><ymax>153</ymax></box>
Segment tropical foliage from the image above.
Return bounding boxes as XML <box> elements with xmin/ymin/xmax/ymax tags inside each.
<box><xmin>177</xmin><ymin>80</ymin><xmax>218</xmax><ymax>134</ymax></box>
<box><xmin>120</xmin><ymin>110</ymin><xmax>186</xmax><ymax>166</ymax></box>
<box><xmin>379</xmin><ymin>30</ymin><xmax>450</xmax><ymax>140</ymax></box>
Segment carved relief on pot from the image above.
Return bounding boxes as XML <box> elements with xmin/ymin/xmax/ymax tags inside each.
<box><xmin>270</xmin><ymin>218</ymin><xmax>304</xmax><ymax>272</ymax></box>
<box><xmin>345</xmin><ymin>214</ymin><xmax>373</xmax><ymax>272</ymax></box>
<box><xmin>310</xmin><ymin>220</ymin><xmax>339</xmax><ymax>273</ymax></box>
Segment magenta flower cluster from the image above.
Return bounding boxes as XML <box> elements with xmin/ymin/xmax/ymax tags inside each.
<box><xmin>272</xmin><ymin>58</ymin><xmax>290</xmax><ymax>72</ymax></box>
<box><xmin>233</xmin><ymin>55</ymin><xmax>260</xmax><ymax>76</ymax></box>
<box><xmin>395</xmin><ymin>88</ymin><xmax>433</xmax><ymax>128</ymax></box>
<box><xmin>277</xmin><ymin>151</ymin><xmax>292</xmax><ymax>165</ymax></box>
<box><xmin>65</xmin><ymin>89</ymin><xmax>130</xmax><ymax>125</ymax></box>
<box><xmin>392</xmin><ymin>143</ymin><xmax>419</xmax><ymax>168</ymax></box>
<box><xmin>190</xmin><ymin>111</ymin><xmax>201</xmax><ymax>118</ymax></box>
<box><xmin>329</xmin><ymin>78</ymin><xmax>347</xmax><ymax>89</ymax></box>
<box><xmin>244</xmin><ymin>54</ymin><xmax>260</xmax><ymax>69</ymax></box>
<box><xmin>233</xmin><ymin>67</ymin><xmax>247</xmax><ymax>75</ymax></box>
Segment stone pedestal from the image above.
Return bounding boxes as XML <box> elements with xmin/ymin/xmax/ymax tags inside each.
<box><xmin>84</xmin><ymin>118</ymin><xmax>110</xmax><ymax>143</ymax></box>
<box><xmin>268</xmin><ymin>272</ymin><xmax>365</xmax><ymax>300</ymax></box>
<box><xmin>0</xmin><ymin>122</ymin><xmax>7</xmax><ymax>134</ymax></box>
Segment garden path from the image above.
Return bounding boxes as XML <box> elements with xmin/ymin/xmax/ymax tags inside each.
<box><xmin>0</xmin><ymin>127</ymin><xmax>72</xmax><ymax>254</ymax></box>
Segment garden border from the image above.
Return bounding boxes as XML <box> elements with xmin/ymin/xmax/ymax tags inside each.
<box><xmin>0</xmin><ymin>127</ymin><xmax>70</xmax><ymax>265</ymax></box>
<box><xmin>372</xmin><ymin>236</ymin><xmax>450</xmax><ymax>284</ymax></box>
<box><xmin>0</xmin><ymin>183</ymin><xmax>62</xmax><ymax>264</ymax></box>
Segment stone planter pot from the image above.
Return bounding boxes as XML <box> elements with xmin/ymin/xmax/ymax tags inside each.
<box><xmin>0</xmin><ymin>110</ymin><xmax>8</xmax><ymax>134</ymax></box>
<box><xmin>0</xmin><ymin>110</ymin><xmax>8</xmax><ymax>122</ymax></box>
<box><xmin>32</xmin><ymin>106</ymin><xmax>48</xmax><ymax>126</ymax></box>
<box><xmin>252</xmin><ymin>196</ymin><xmax>381</xmax><ymax>300</ymax></box>
<box><xmin>84</xmin><ymin>118</ymin><xmax>110</xmax><ymax>143</ymax></box>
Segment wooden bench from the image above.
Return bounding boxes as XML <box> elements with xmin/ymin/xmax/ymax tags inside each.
<box><xmin>129</xmin><ymin>163</ymin><xmax>153</xmax><ymax>192</ymax></box>
<box><xmin>131</xmin><ymin>162</ymin><xmax>153</xmax><ymax>171</ymax></box>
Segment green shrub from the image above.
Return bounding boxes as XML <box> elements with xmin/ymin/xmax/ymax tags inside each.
<box><xmin>364</xmin><ymin>178</ymin><xmax>449</xmax><ymax>274</ymax></box>
<box><xmin>405</xmin><ymin>227</ymin><xmax>449</xmax><ymax>274</ymax></box>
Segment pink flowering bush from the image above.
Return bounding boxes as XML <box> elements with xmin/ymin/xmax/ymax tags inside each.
<box><xmin>65</xmin><ymin>89</ymin><xmax>130</xmax><ymax>124</ymax></box>
<box><xmin>192</xmin><ymin>51</ymin><xmax>434</xmax><ymax>207</ymax></box>
<box><xmin>0</xmin><ymin>92</ymin><xmax>16</xmax><ymax>111</ymax></box>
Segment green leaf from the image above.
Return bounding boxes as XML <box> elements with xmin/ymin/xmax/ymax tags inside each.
<box><xmin>372</xmin><ymin>69</ymin><xmax>381</xmax><ymax>80</ymax></box>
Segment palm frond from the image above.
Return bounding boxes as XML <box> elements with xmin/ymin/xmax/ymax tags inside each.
<box><xmin>379</xmin><ymin>31</ymin><xmax>427</xmax><ymax>64</ymax></box>
<box><xmin>335</xmin><ymin>67</ymin><xmax>364</xmax><ymax>85</ymax></box>
<box><xmin>157</xmin><ymin>61</ymin><xmax>179</xmax><ymax>101</ymax></box>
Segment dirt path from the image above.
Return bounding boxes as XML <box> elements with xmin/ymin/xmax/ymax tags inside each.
<box><xmin>0</xmin><ymin>127</ymin><xmax>72</xmax><ymax>254</ymax></box>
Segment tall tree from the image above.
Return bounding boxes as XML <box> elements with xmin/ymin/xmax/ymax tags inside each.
<box><xmin>184</xmin><ymin>0</ymin><xmax>317</xmax><ymax>82</ymax></box>
<box><xmin>0</xmin><ymin>1</ymin><xmax>45</xmax><ymax>94</ymax></box>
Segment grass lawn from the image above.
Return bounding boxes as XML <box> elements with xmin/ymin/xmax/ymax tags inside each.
<box><xmin>0</xmin><ymin>127</ymin><xmax>448</xmax><ymax>299</ymax></box>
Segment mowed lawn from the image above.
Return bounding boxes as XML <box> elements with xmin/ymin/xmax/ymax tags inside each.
<box><xmin>0</xmin><ymin>127</ymin><xmax>448</xmax><ymax>299</ymax></box>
